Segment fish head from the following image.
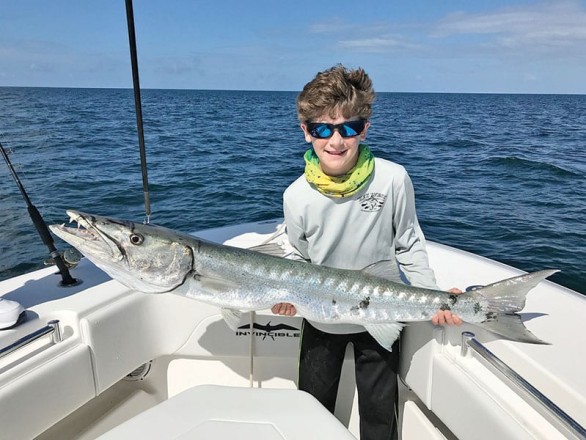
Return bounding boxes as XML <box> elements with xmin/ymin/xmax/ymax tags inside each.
<box><xmin>50</xmin><ymin>210</ymin><xmax>194</xmax><ymax>293</ymax></box>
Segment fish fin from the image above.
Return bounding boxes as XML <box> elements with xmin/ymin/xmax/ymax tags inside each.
<box><xmin>472</xmin><ymin>269</ymin><xmax>558</xmax><ymax>344</ymax></box>
<box><xmin>248</xmin><ymin>243</ymin><xmax>286</xmax><ymax>257</ymax></box>
<box><xmin>249</xmin><ymin>243</ymin><xmax>310</xmax><ymax>262</ymax></box>
<box><xmin>477</xmin><ymin>314</ymin><xmax>550</xmax><ymax>344</ymax></box>
<box><xmin>478</xmin><ymin>269</ymin><xmax>559</xmax><ymax>314</ymax></box>
<box><xmin>221</xmin><ymin>308</ymin><xmax>243</xmax><ymax>331</ymax></box>
<box><xmin>361</xmin><ymin>260</ymin><xmax>402</xmax><ymax>283</ymax></box>
<box><xmin>364</xmin><ymin>322</ymin><xmax>404</xmax><ymax>351</ymax></box>
<box><xmin>199</xmin><ymin>275</ymin><xmax>240</xmax><ymax>292</ymax></box>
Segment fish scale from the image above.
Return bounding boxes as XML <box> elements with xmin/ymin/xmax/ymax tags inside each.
<box><xmin>191</xmin><ymin>239</ymin><xmax>503</xmax><ymax>324</ymax></box>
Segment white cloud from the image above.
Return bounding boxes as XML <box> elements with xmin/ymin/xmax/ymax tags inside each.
<box><xmin>309</xmin><ymin>20</ymin><xmax>350</xmax><ymax>34</ymax></box>
<box><xmin>338</xmin><ymin>36</ymin><xmax>421</xmax><ymax>52</ymax></box>
<box><xmin>306</xmin><ymin>1</ymin><xmax>586</xmax><ymax>60</ymax></box>
<box><xmin>433</xmin><ymin>0</ymin><xmax>586</xmax><ymax>53</ymax></box>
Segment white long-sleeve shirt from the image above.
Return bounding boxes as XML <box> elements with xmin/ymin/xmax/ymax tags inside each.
<box><xmin>283</xmin><ymin>156</ymin><xmax>438</xmax><ymax>334</ymax></box>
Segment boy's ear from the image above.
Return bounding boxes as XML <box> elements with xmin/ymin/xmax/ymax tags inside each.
<box><xmin>300</xmin><ymin>123</ymin><xmax>313</xmax><ymax>143</ymax></box>
<box><xmin>361</xmin><ymin>121</ymin><xmax>370</xmax><ymax>140</ymax></box>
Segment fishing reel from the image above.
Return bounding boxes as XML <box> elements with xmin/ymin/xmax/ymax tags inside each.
<box><xmin>44</xmin><ymin>247</ymin><xmax>83</xmax><ymax>269</ymax></box>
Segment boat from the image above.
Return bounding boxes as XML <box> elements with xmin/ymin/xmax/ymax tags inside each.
<box><xmin>1</xmin><ymin>2</ymin><xmax>585</xmax><ymax>439</ymax></box>
<box><xmin>1</xmin><ymin>218</ymin><xmax>585</xmax><ymax>439</ymax></box>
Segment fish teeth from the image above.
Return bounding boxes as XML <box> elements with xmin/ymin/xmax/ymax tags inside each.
<box><xmin>66</xmin><ymin>212</ymin><xmax>88</xmax><ymax>230</ymax></box>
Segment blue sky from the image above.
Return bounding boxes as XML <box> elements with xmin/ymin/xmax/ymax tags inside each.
<box><xmin>1</xmin><ymin>0</ymin><xmax>585</xmax><ymax>93</ymax></box>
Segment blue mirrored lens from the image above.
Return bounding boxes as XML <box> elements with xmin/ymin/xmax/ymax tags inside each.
<box><xmin>314</xmin><ymin>125</ymin><xmax>332</xmax><ymax>138</ymax></box>
<box><xmin>340</xmin><ymin>123</ymin><xmax>359</xmax><ymax>137</ymax></box>
<box><xmin>306</xmin><ymin>120</ymin><xmax>366</xmax><ymax>139</ymax></box>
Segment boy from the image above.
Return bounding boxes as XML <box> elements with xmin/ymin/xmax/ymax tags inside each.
<box><xmin>272</xmin><ymin>64</ymin><xmax>461</xmax><ymax>440</ymax></box>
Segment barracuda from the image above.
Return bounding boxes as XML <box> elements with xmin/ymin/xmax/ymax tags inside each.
<box><xmin>50</xmin><ymin>210</ymin><xmax>556</xmax><ymax>350</ymax></box>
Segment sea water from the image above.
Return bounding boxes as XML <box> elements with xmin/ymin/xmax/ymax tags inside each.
<box><xmin>0</xmin><ymin>88</ymin><xmax>584</xmax><ymax>294</ymax></box>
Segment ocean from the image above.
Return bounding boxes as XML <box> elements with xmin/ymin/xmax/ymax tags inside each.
<box><xmin>0</xmin><ymin>88</ymin><xmax>584</xmax><ymax>295</ymax></box>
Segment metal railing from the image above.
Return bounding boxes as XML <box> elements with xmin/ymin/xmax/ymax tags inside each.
<box><xmin>461</xmin><ymin>331</ymin><xmax>586</xmax><ymax>440</ymax></box>
<box><xmin>0</xmin><ymin>320</ymin><xmax>62</xmax><ymax>360</ymax></box>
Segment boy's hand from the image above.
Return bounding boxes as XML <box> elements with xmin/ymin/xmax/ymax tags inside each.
<box><xmin>432</xmin><ymin>288</ymin><xmax>464</xmax><ymax>326</ymax></box>
<box><xmin>272</xmin><ymin>302</ymin><xmax>297</xmax><ymax>316</ymax></box>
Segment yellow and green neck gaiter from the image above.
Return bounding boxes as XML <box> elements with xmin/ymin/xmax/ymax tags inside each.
<box><xmin>304</xmin><ymin>144</ymin><xmax>374</xmax><ymax>198</ymax></box>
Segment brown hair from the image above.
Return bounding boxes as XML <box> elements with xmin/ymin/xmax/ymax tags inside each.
<box><xmin>297</xmin><ymin>64</ymin><xmax>375</xmax><ymax>122</ymax></box>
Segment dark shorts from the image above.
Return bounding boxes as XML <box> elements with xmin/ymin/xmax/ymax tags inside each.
<box><xmin>298</xmin><ymin>319</ymin><xmax>400</xmax><ymax>440</ymax></box>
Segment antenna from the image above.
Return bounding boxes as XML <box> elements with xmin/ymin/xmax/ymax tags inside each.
<box><xmin>125</xmin><ymin>0</ymin><xmax>152</xmax><ymax>224</ymax></box>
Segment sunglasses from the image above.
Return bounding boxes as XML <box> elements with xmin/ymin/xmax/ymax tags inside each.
<box><xmin>305</xmin><ymin>120</ymin><xmax>367</xmax><ymax>139</ymax></box>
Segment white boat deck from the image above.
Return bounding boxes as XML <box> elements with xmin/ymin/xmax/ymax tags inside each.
<box><xmin>0</xmin><ymin>219</ymin><xmax>585</xmax><ymax>439</ymax></box>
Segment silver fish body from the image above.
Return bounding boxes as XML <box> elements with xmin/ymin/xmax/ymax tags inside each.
<box><xmin>190</xmin><ymin>239</ymin><xmax>476</xmax><ymax>322</ymax></box>
<box><xmin>50</xmin><ymin>210</ymin><xmax>555</xmax><ymax>350</ymax></box>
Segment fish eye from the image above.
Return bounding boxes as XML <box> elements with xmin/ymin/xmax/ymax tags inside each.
<box><xmin>129</xmin><ymin>233</ymin><xmax>144</xmax><ymax>245</ymax></box>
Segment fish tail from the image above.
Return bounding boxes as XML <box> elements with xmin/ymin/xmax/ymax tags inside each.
<box><xmin>474</xmin><ymin>269</ymin><xmax>558</xmax><ymax>344</ymax></box>
<box><xmin>478</xmin><ymin>269</ymin><xmax>558</xmax><ymax>314</ymax></box>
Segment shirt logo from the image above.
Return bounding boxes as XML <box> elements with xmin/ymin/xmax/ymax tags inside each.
<box><xmin>359</xmin><ymin>193</ymin><xmax>386</xmax><ymax>212</ymax></box>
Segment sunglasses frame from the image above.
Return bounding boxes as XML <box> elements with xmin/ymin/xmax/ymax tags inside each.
<box><xmin>305</xmin><ymin>120</ymin><xmax>367</xmax><ymax>139</ymax></box>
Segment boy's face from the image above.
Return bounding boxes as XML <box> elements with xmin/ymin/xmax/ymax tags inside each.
<box><xmin>301</xmin><ymin>113</ymin><xmax>369</xmax><ymax>177</ymax></box>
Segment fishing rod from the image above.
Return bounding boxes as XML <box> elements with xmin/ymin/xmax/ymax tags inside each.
<box><xmin>0</xmin><ymin>141</ymin><xmax>77</xmax><ymax>286</ymax></box>
<box><xmin>125</xmin><ymin>0</ymin><xmax>152</xmax><ymax>224</ymax></box>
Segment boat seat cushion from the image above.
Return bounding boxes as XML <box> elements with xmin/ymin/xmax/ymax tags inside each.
<box><xmin>98</xmin><ymin>384</ymin><xmax>355</xmax><ymax>439</ymax></box>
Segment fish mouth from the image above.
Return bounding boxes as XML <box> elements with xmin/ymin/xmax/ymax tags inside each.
<box><xmin>49</xmin><ymin>210</ymin><xmax>124</xmax><ymax>262</ymax></box>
